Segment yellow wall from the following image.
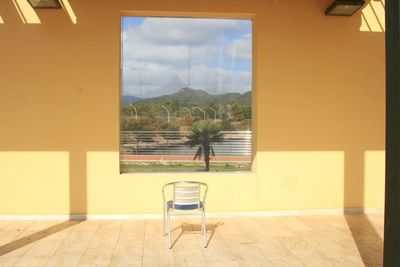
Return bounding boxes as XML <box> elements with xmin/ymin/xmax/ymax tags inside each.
<box><xmin>0</xmin><ymin>0</ymin><xmax>385</xmax><ymax>215</ymax></box>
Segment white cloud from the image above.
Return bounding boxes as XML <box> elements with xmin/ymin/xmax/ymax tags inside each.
<box><xmin>122</xmin><ymin>17</ymin><xmax>252</xmax><ymax>97</ymax></box>
<box><xmin>231</xmin><ymin>33</ymin><xmax>252</xmax><ymax>61</ymax></box>
<box><xmin>126</xmin><ymin>17</ymin><xmax>250</xmax><ymax>46</ymax></box>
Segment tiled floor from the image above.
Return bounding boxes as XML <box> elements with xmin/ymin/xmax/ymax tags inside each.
<box><xmin>0</xmin><ymin>213</ymin><xmax>383</xmax><ymax>266</ymax></box>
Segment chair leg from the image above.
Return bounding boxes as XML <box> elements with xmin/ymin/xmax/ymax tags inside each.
<box><xmin>167</xmin><ymin>210</ymin><xmax>172</xmax><ymax>249</ymax></box>
<box><xmin>163</xmin><ymin>203</ymin><xmax>166</xmax><ymax>236</ymax></box>
<box><xmin>201</xmin><ymin>209</ymin><xmax>207</xmax><ymax>248</ymax></box>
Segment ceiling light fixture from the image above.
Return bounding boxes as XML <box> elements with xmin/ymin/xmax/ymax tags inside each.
<box><xmin>325</xmin><ymin>0</ymin><xmax>365</xmax><ymax>16</ymax></box>
<box><xmin>27</xmin><ymin>0</ymin><xmax>62</xmax><ymax>9</ymax></box>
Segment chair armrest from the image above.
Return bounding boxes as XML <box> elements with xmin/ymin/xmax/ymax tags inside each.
<box><xmin>201</xmin><ymin>183</ymin><xmax>208</xmax><ymax>207</ymax></box>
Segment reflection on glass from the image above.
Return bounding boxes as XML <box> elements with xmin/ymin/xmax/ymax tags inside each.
<box><xmin>120</xmin><ymin>16</ymin><xmax>252</xmax><ymax>172</ymax></box>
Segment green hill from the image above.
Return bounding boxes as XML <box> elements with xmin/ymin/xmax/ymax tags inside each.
<box><xmin>122</xmin><ymin>87</ymin><xmax>252</xmax><ymax>131</ymax></box>
<box><xmin>136</xmin><ymin>87</ymin><xmax>251</xmax><ymax>106</ymax></box>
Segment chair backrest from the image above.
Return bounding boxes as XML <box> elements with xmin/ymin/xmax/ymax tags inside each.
<box><xmin>174</xmin><ymin>183</ymin><xmax>200</xmax><ymax>207</ymax></box>
<box><xmin>163</xmin><ymin>181</ymin><xmax>208</xmax><ymax>209</ymax></box>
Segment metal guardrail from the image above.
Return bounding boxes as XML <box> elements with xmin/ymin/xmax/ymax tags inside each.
<box><xmin>121</xmin><ymin>131</ymin><xmax>252</xmax><ymax>156</ymax></box>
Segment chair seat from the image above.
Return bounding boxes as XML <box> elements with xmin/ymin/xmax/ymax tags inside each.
<box><xmin>167</xmin><ymin>200</ymin><xmax>203</xmax><ymax>210</ymax></box>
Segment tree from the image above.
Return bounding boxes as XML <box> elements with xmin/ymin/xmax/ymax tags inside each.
<box><xmin>219</xmin><ymin>118</ymin><xmax>234</xmax><ymax>130</ymax></box>
<box><xmin>185</xmin><ymin>121</ymin><xmax>223</xmax><ymax>171</ymax></box>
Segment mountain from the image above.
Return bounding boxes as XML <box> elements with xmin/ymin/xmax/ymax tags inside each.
<box><xmin>240</xmin><ymin>91</ymin><xmax>252</xmax><ymax>102</ymax></box>
<box><xmin>122</xmin><ymin>95</ymin><xmax>142</xmax><ymax>104</ymax></box>
<box><xmin>135</xmin><ymin>87</ymin><xmax>251</xmax><ymax>106</ymax></box>
<box><xmin>160</xmin><ymin>75</ymin><xmax>187</xmax><ymax>94</ymax></box>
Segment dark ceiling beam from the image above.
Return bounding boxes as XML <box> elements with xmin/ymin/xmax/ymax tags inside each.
<box><xmin>384</xmin><ymin>0</ymin><xmax>400</xmax><ymax>266</ymax></box>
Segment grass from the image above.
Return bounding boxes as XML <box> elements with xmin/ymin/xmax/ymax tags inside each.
<box><xmin>121</xmin><ymin>161</ymin><xmax>251</xmax><ymax>172</ymax></box>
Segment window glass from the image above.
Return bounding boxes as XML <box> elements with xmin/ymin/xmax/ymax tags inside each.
<box><xmin>121</xmin><ymin>16</ymin><xmax>252</xmax><ymax>172</ymax></box>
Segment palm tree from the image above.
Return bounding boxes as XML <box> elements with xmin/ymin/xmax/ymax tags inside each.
<box><xmin>186</xmin><ymin>121</ymin><xmax>223</xmax><ymax>171</ymax></box>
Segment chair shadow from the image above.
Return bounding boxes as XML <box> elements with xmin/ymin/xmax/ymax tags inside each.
<box><xmin>0</xmin><ymin>220</ymin><xmax>81</xmax><ymax>256</ymax></box>
<box><xmin>170</xmin><ymin>221</ymin><xmax>224</xmax><ymax>248</ymax></box>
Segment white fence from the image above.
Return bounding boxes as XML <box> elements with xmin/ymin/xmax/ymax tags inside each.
<box><xmin>121</xmin><ymin>131</ymin><xmax>252</xmax><ymax>156</ymax></box>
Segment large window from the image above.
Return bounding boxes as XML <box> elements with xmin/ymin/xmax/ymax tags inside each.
<box><xmin>120</xmin><ymin>16</ymin><xmax>252</xmax><ymax>172</ymax></box>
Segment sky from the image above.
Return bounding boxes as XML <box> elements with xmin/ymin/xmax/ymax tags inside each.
<box><xmin>122</xmin><ymin>17</ymin><xmax>252</xmax><ymax>98</ymax></box>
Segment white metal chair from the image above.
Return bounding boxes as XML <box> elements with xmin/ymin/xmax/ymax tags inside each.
<box><xmin>162</xmin><ymin>181</ymin><xmax>208</xmax><ymax>248</ymax></box>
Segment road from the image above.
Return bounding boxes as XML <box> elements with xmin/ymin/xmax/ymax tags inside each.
<box><xmin>121</xmin><ymin>155</ymin><xmax>251</xmax><ymax>162</ymax></box>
